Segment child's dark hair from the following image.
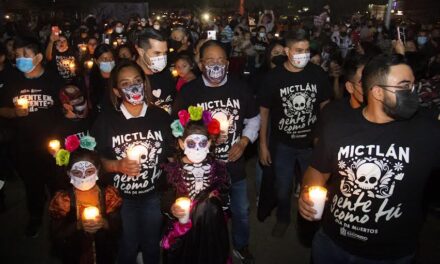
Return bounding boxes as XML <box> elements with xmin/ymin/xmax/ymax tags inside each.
<box><xmin>67</xmin><ymin>148</ymin><xmax>102</xmax><ymax>172</ymax></box>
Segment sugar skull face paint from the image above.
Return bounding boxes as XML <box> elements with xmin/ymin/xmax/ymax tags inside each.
<box><xmin>184</xmin><ymin>134</ymin><xmax>210</xmax><ymax>164</ymax></box>
<box><xmin>68</xmin><ymin>161</ymin><xmax>98</xmax><ymax>191</ymax></box>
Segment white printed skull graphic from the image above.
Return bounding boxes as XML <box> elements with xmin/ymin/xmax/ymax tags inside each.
<box><xmin>292</xmin><ymin>95</ymin><xmax>306</xmax><ymax>111</ymax></box>
<box><xmin>355</xmin><ymin>163</ymin><xmax>381</xmax><ymax>190</ymax></box>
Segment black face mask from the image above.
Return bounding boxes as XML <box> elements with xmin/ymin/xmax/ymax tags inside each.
<box><xmin>382</xmin><ymin>89</ymin><xmax>419</xmax><ymax>120</ymax></box>
<box><xmin>169</xmin><ymin>39</ymin><xmax>182</xmax><ymax>51</ymax></box>
<box><xmin>271</xmin><ymin>55</ymin><xmax>287</xmax><ymax>67</ymax></box>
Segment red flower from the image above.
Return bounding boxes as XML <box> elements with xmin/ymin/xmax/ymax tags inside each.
<box><xmin>178</xmin><ymin>110</ymin><xmax>190</xmax><ymax>126</ymax></box>
<box><xmin>65</xmin><ymin>135</ymin><xmax>80</xmax><ymax>152</ymax></box>
<box><xmin>207</xmin><ymin>119</ymin><xmax>220</xmax><ymax>135</ymax></box>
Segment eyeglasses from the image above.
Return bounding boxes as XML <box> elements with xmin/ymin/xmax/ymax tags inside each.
<box><xmin>202</xmin><ymin>58</ymin><xmax>227</xmax><ymax>66</ymax></box>
<box><xmin>377</xmin><ymin>83</ymin><xmax>415</xmax><ymax>93</ymax></box>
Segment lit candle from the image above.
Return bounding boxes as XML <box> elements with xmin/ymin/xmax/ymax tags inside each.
<box><xmin>112</xmin><ymin>41</ymin><xmax>118</xmax><ymax>48</ymax></box>
<box><xmin>83</xmin><ymin>206</ymin><xmax>100</xmax><ymax>221</ymax></box>
<box><xmin>169</xmin><ymin>48</ymin><xmax>175</xmax><ymax>53</ymax></box>
<box><xmin>49</xmin><ymin>139</ymin><xmax>61</xmax><ymax>154</ymax></box>
<box><xmin>85</xmin><ymin>60</ymin><xmax>94</xmax><ymax>69</ymax></box>
<box><xmin>16</xmin><ymin>98</ymin><xmax>29</xmax><ymax>110</ymax></box>
<box><xmin>127</xmin><ymin>146</ymin><xmax>142</xmax><ymax>163</ymax></box>
<box><xmin>219</xmin><ymin>120</ymin><xmax>229</xmax><ymax>132</ymax></box>
<box><xmin>308</xmin><ymin>186</ymin><xmax>327</xmax><ymax>220</ymax></box>
<box><xmin>69</xmin><ymin>62</ymin><xmax>76</xmax><ymax>71</ymax></box>
<box><xmin>80</xmin><ymin>45</ymin><xmax>87</xmax><ymax>52</ymax></box>
<box><xmin>171</xmin><ymin>69</ymin><xmax>178</xmax><ymax>77</ymax></box>
<box><xmin>175</xmin><ymin>197</ymin><xmax>191</xmax><ymax>224</ymax></box>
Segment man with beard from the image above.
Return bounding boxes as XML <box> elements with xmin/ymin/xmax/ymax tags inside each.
<box><xmin>299</xmin><ymin>54</ymin><xmax>440</xmax><ymax>263</ymax></box>
<box><xmin>174</xmin><ymin>40</ymin><xmax>260</xmax><ymax>264</ymax></box>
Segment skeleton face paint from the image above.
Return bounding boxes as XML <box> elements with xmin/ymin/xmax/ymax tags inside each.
<box><xmin>68</xmin><ymin>161</ymin><xmax>98</xmax><ymax>191</ymax></box>
<box><xmin>203</xmin><ymin>64</ymin><xmax>227</xmax><ymax>84</ymax></box>
<box><xmin>122</xmin><ymin>83</ymin><xmax>145</xmax><ymax>105</ymax></box>
<box><xmin>184</xmin><ymin>134</ymin><xmax>209</xmax><ymax>164</ymax></box>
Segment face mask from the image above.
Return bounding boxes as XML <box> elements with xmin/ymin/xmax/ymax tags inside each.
<box><xmin>147</xmin><ymin>54</ymin><xmax>167</xmax><ymax>73</ymax></box>
<box><xmin>271</xmin><ymin>55</ymin><xmax>287</xmax><ymax>66</ymax></box>
<box><xmin>72</xmin><ymin>101</ymin><xmax>87</xmax><ymax>118</ymax></box>
<box><xmin>16</xmin><ymin>57</ymin><xmax>36</xmax><ymax>73</ymax></box>
<box><xmin>259</xmin><ymin>32</ymin><xmax>266</xmax><ymax>38</ymax></box>
<box><xmin>184</xmin><ymin>134</ymin><xmax>209</xmax><ymax>164</ymax></box>
<box><xmin>169</xmin><ymin>39</ymin><xmax>182</xmax><ymax>51</ymax></box>
<box><xmin>122</xmin><ymin>83</ymin><xmax>145</xmax><ymax>105</ymax></box>
<box><xmin>153</xmin><ymin>25</ymin><xmax>160</xmax><ymax>30</ymax></box>
<box><xmin>377</xmin><ymin>27</ymin><xmax>383</xmax><ymax>33</ymax></box>
<box><xmin>69</xmin><ymin>161</ymin><xmax>98</xmax><ymax>191</ymax></box>
<box><xmin>289</xmin><ymin>53</ymin><xmax>310</xmax><ymax>69</ymax></box>
<box><xmin>417</xmin><ymin>36</ymin><xmax>428</xmax><ymax>46</ymax></box>
<box><xmin>115</xmin><ymin>26</ymin><xmax>124</xmax><ymax>34</ymax></box>
<box><xmin>204</xmin><ymin>64</ymin><xmax>227</xmax><ymax>84</ymax></box>
<box><xmin>382</xmin><ymin>89</ymin><xmax>419</xmax><ymax>120</ymax></box>
<box><xmin>99</xmin><ymin>61</ymin><xmax>115</xmax><ymax>73</ymax></box>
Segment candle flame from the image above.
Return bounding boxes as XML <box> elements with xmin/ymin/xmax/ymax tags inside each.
<box><xmin>83</xmin><ymin>206</ymin><xmax>100</xmax><ymax>220</ymax></box>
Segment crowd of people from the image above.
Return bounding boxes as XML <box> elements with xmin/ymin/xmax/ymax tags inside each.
<box><xmin>0</xmin><ymin>4</ymin><xmax>440</xmax><ymax>264</ymax></box>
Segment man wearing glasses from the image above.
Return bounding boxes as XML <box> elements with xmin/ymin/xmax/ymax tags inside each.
<box><xmin>299</xmin><ymin>54</ymin><xmax>440</xmax><ymax>263</ymax></box>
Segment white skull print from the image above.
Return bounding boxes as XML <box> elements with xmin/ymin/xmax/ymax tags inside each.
<box><xmin>355</xmin><ymin>163</ymin><xmax>381</xmax><ymax>190</ymax></box>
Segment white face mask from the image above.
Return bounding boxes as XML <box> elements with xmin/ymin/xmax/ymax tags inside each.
<box><xmin>68</xmin><ymin>161</ymin><xmax>98</xmax><ymax>191</ymax></box>
<box><xmin>115</xmin><ymin>26</ymin><xmax>124</xmax><ymax>34</ymax></box>
<box><xmin>153</xmin><ymin>24</ymin><xmax>160</xmax><ymax>30</ymax></box>
<box><xmin>147</xmin><ymin>54</ymin><xmax>167</xmax><ymax>73</ymax></box>
<box><xmin>290</xmin><ymin>52</ymin><xmax>310</xmax><ymax>69</ymax></box>
<box><xmin>184</xmin><ymin>134</ymin><xmax>210</xmax><ymax>164</ymax></box>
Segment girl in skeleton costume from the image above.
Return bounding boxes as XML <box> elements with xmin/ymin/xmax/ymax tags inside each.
<box><xmin>161</xmin><ymin>106</ymin><xmax>231</xmax><ymax>264</ymax></box>
<box><xmin>48</xmin><ymin>135</ymin><xmax>122</xmax><ymax>264</ymax></box>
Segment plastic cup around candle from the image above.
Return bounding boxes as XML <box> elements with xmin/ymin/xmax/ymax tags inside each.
<box><xmin>175</xmin><ymin>197</ymin><xmax>191</xmax><ymax>224</ymax></box>
<box><xmin>17</xmin><ymin>98</ymin><xmax>29</xmax><ymax>110</ymax></box>
<box><xmin>308</xmin><ymin>186</ymin><xmax>327</xmax><ymax>220</ymax></box>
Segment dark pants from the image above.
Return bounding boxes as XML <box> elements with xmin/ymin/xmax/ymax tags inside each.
<box><xmin>230</xmin><ymin>179</ymin><xmax>250</xmax><ymax>249</ymax></box>
<box><xmin>312</xmin><ymin>229</ymin><xmax>415</xmax><ymax>264</ymax></box>
<box><xmin>16</xmin><ymin>150</ymin><xmax>54</xmax><ymax>224</ymax></box>
<box><xmin>118</xmin><ymin>193</ymin><xmax>162</xmax><ymax>264</ymax></box>
<box><xmin>271</xmin><ymin>141</ymin><xmax>312</xmax><ymax>223</ymax></box>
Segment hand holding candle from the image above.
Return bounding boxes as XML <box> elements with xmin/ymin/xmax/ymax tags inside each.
<box><xmin>308</xmin><ymin>186</ymin><xmax>327</xmax><ymax>220</ymax></box>
<box><xmin>17</xmin><ymin>98</ymin><xmax>29</xmax><ymax>110</ymax></box>
<box><xmin>174</xmin><ymin>197</ymin><xmax>191</xmax><ymax>224</ymax></box>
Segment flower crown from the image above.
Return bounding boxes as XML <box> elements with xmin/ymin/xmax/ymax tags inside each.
<box><xmin>54</xmin><ymin>135</ymin><xmax>97</xmax><ymax>167</ymax></box>
<box><xmin>171</xmin><ymin>106</ymin><xmax>220</xmax><ymax>138</ymax></box>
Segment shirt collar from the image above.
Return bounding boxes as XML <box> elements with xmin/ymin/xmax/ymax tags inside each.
<box><xmin>120</xmin><ymin>102</ymin><xmax>147</xmax><ymax>119</ymax></box>
<box><xmin>202</xmin><ymin>75</ymin><xmax>228</xmax><ymax>87</ymax></box>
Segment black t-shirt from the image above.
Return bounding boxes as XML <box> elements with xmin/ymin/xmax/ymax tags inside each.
<box><xmin>5</xmin><ymin>69</ymin><xmax>63</xmax><ymax>151</ymax></box>
<box><xmin>148</xmin><ymin>70</ymin><xmax>176</xmax><ymax>114</ymax></box>
<box><xmin>311</xmin><ymin>108</ymin><xmax>440</xmax><ymax>259</ymax></box>
<box><xmin>54</xmin><ymin>116</ymin><xmax>93</xmax><ymax>140</ymax></box>
<box><xmin>91</xmin><ymin>105</ymin><xmax>174</xmax><ymax>199</ymax></box>
<box><xmin>175</xmin><ymin>76</ymin><xmax>259</xmax><ymax>182</ymax></box>
<box><xmin>0</xmin><ymin>64</ymin><xmax>19</xmax><ymax>107</ymax></box>
<box><xmin>51</xmin><ymin>47</ymin><xmax>78</xmax><ymax>83</ymax></box>
<box><xmin>314</xmin><ymin>98</ymin><xmax>355</xmax><ymax>141</ymax></box>
<box><xmin>89</xmin><ymin>67</ymin><xmax>111</xmax><ymax>114</ymax></box>
<box><xmin>259</xmin><ymin>63</ymin><xmax>331</xmax><ymax>148</ymax></box>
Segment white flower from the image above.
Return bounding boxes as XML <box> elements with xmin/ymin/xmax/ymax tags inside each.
<box><xmin>393</xmin><ymin>162</ymin><xmax>404</xmax><ymax>172</ymax></box>
<box><xmin>338</xmin><ymin>160</ymin><xmax>346</xmax><ymax>169</ymax></box>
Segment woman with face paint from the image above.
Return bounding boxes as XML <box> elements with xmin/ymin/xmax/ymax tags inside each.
<box><xmin>89</xmin><ymin>44</ymin><xmax>115</xmax><ymax>114</ymax></box>
<box><xmin>91</xmin><ymin>60</ymin><xmax>174</xmax><ymax>264</ymax></box>
<box><xmin>49</xmin><ymin>144</ymin><xmax>122</xmax><ymax>264</ymax></box>
<box><xmin>161</xmin><ymin>111</ymin><xmax>230</xmax><ymax>264</ymax></box>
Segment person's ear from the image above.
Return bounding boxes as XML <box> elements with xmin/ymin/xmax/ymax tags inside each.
<box><xmin>371</xmin><ymin>85</ymin><xmax>384</xmax><ymax>101</ymax></box>
<box><xmin>207</xmin><ymin>139</ymin><xmax>212</xmax><ymax>149</ymax></box>
<box><xmin>198</xmin><ymin>61</ymin><xmax>204</xmax><ymax>72</ymax></box>
<box><xmin>178</xmin><ymin>138</ymin><xmax>185</xmax><ymax>150</ymax></box>
<box><xmin>113</xmin><ymin>88</ymin><xmax>122</xmax><ymax>98</ymax></box>
<box><xmin>284</xmin><ymin>47</ymin><xmax>290</xmax><ymax>57</ymax></box>
<box><xmin>345</xmin><ymin>81</ymin><xmax>354</xmax><ymax>94</ymax></box>
<box><xmin>34</xmin><ymin>53</ymin><xmax>43</xmax><ymax>65</ymax></box>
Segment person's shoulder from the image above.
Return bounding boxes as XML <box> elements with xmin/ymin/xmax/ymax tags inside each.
<box><xmin>305</xmin><ymin>63</ymin><xmax>326</xmax><ymax>75</ymax></box>
<box><xmin>179</xmin><ymin>77</ymin><xmax>203</xmax><ymax>94</ymax></box>
<box><xmin>321</xmin><ymin>99</ymin><xmax>352</xmax><ymax>115</ymax></box>
<box><xmin>147</xmin><ymin>104</ymin><xmax>173</xmax><ymax>121</ymax></box>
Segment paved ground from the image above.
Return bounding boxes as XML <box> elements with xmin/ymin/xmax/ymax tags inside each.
<box><xmin>0</xmin><ymin>157</ymin><xmax>439</xmax><ymax>264</ymax></box>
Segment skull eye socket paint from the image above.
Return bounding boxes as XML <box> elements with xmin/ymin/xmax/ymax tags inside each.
<box><xmin>184</xmin><ymin>138</ymin><xmax>208</xmax><ymax>149</ymax></box>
